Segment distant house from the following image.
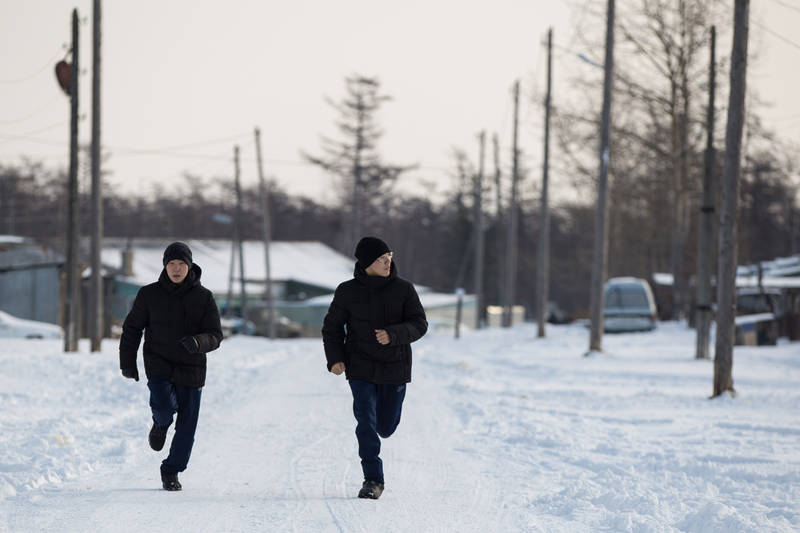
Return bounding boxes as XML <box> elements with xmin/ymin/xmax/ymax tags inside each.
<box><xmin>654</xmin><ymin>254</ymin><xmax>800</xmax><ymax>341</ymax></box>
<box><xmin>0</xmin><ymin>236</ymin><xmax>61</xmax><ymax>324</ymax></box>
<box><xmin>100</xmin><ymin>238</ymin><xmax>474</xmax><ymax>337</ymax></box>
<box><xmin>736</xmin><ymin>254</ymin><xmax>800</xmax><ymax>286</ymax></box>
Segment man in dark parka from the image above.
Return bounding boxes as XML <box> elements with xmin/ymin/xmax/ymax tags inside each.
<box><xmin>119</xmin><ymin>241</ymin><xmax>223</xmax><ymax>491</ymax></box>
<box><xmin>322</xmin><ymin>236</ymin><xmax>428</xmax><ymax>500</ymax></box>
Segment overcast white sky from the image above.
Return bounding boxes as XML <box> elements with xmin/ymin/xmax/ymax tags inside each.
<box><xmin>1</xmin><ymin>0</ymin><xmax>798</xmax><ymax>206</ymax></box>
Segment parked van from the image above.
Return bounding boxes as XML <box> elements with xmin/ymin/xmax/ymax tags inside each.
<box><xmin>603</xmin><ymin>277</ymin><xmax>657</xmax><ymax>332</ymax></box>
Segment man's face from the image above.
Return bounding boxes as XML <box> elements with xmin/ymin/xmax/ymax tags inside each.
<box><xmin>365</xmin><ymin>252</ymin><xmax>392</xmax><ymax>277</ymax></box>
<box><xmin>166</xmin><ymin>259</ymin><xmax>189</xmax><ymax>284</ymax></box>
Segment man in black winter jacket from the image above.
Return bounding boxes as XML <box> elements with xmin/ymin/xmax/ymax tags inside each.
<box><xmin>119</xmin><ymin>241</ymin><xmax>223</xmax><ymax>491</ymax></box>
<box><xmin>322</xmin><ymin>236</ymin><xmax>428</xmax><ymax>500</ymax></box>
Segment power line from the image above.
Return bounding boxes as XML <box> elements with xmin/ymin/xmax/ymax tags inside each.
<box><xmin>0</xmin><ymin>135</ymin><xmax>64</xmax><ymax>147</ymax></box>
<box><xmin>0</xmin><ymin>120</ymin><xmax>69</xmax><ymax>142</ymax></box>
<box><xmin>766</xmin><ymin>0</ymin><xmax>800</xmax><ymax>15</ymax></box>
<box><xmin>113</xmin><ymin>131</ymin><xmax>253</xmax><ymax>154</ymax></box>
<box><xmin>0</xmin><ymin>131</ymin><xmax>455</xmax><ymax>173</ymax></box>
<box><xmin>0</xmin><ymin>50</ymin><xmax>64</xmax><ymax>84</ymax></box>
<box><xmin>752</xmin><ymin>20</ymin><xmax>800</xmax><ymax>52</ymax></box>
<box><xmin>0</xmin><ymin>94</ymin><xmax>62</xmax><ymax>125</ymax></box>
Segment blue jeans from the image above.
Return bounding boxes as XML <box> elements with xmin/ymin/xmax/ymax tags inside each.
<box><xmin>348</xmin><ymin>379</ymin><xmax>407</xmax><ymax>484</ymax></box>
<box><xmin>147</xmin><ymin>376</ymin><xmax>202</xmax><ymax>475</ymax></box>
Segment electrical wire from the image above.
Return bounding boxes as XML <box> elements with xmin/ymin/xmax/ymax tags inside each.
<box><xmin>0</xmin><ymin>120</ymin><xmax>69</xmax><ymax>142</ymax></box>
<box><xmin>766</xmin><ymin>0</ymin><xmax>800</xmax><ymax>16</ymax></box>
<box><xmin>0</xmin><ymin>50</ymin><xmax>63</xmax><ymax>84</ymax></box>
<box><xmin>0</xmin><ymin>93</ymin><xmax>63</xmax><ymax>125</ymax></box>
<box><xmin>752</xmin><ymin>20</ymin><xmax>800</xmax><ymax>52</ymax></box>
<box><xmin>108</xmin><ymin>131</ymin><xmax>252</xmax><ymax>155</ymax></box>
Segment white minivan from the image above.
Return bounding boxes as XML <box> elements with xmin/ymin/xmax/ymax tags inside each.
<box><xmin>603</xmin><ymin>277</ymin><xmax>657</xmax><ymax>332</ymax></box>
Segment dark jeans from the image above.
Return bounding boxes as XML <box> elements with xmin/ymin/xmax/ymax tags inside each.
<box><xmin>348</xmin><ymin>379</ymin><xmax>407</xmax><ymax>484</ymax></box>
<box><xmin>147</xmin><ymin>376</ymin><xmax>202</xmax><ymax>475</ymax></box>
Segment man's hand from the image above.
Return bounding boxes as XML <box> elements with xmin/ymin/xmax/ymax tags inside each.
<box><xmin>375</xmin><ymin>329</ymin><xmax>390</xmax><ymax>345</ymax></box>
<box><xmin>121</xmin><ymin>367</ymin><xmax>139</xmax><ymax>382</ymax></box>
<box><xmin>180</xmin><ymin>336</ymin><xmax>200</xmax><ymax>353</ymax></box>
<box><xmin>330</xmin><ymin>362</ymin><xmax>346</xmax><ymax>375</ymax></box>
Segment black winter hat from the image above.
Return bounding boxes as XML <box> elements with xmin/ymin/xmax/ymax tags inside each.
<box><xmin>355</xmin><ymin>236</ymin><xmax>391</xmax><ymax>268</ymax></box>
<box><xmin>163</xmin><ymin>241</ymin><xmax>193</xmax><ymax>267</ymax></box>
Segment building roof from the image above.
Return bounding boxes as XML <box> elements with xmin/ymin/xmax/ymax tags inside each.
<box><xmin>738</xmin><ymin>254</ymin><xmax>800</xmax><ymax>278</ymax></box>
<box><xmin>101</xmin><ymin>239</ymin><xmax>356</xmax><ymax>295</ymax></box>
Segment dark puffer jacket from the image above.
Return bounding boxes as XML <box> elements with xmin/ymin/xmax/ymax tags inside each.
<box><xmin>119</xmin><ymin>264</ymin><xmax>223</xmax><ymax>387</ymax></box>
<box><xmin>322</xmin><ymin>261</ymin><xmax>427</xmax><ymax>384</ymax></box>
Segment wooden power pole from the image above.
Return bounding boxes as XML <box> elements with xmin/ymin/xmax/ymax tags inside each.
<box><xmin>503</xmin><ymin>81</ymin><xmax>520</xmax><ymax>328</ymax></box>
<box><xmin>64</xmin><ymin>9</ymin><xmax>80</xmax><ymax>353</ymax></box>
<box><xmin>225</xmin><ymin>238</ymin><xmax>235</xmax><ymax>319</ymax></box>
<box><xmin>90</xmin><ymin>0</ymin><xmax>103</xmax><ymax>351</ymax></box>
<box><xmin>536</xmin><ymin>28</ymin><xmax>553</xmax><ymax>338</ymax></box>
<box><xmin>474</xmin><ymin>131</ymin><xmax>486</xmax><ymax>329</ymax></box>
<box><xmin>714</xmin><ymin>0</ymin><xmax>750</xmax><ymax>398</ymax></box>
<box><xmin>233</xmin><ymin>146</ymin><xmax>248</xmax><ymax>324</ymax></box>
<box><xmin>254</xmin><ymin>127</ymin><xmax>276</xmax><ymax>339</ymax></box>
<box><xmin>588</xmin><ymin>0</ymin><xmax>615</xmax><ymax>354</ymax></box>
<box><xmin>493</xmin><ymin>133</ymin><xmax>504</xmax><ymax>311</ymax></box>
<box><xmin>695</xmin><ymin>26</ymin><xmax>716</xmax><ymax>360</ymax></box>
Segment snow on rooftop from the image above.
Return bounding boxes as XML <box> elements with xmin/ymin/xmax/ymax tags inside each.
<box><xmin>302</xmin><ymin>289</ymin><xmax>475</xmax><ymax>309</ymax></box>
<box><xmin>0</xmin><ymin>235</ymin><xmax>29</xmax><ymax>245</ymax></box>
<box><xmin>738</xmin><ymin>254</ymin><xmax>800</xmax><ymax>277</ymax></box>
<box><xmin>101</xmin><ymin>239</ymin><xmax>355</xmax><ymax>294</ymax></box>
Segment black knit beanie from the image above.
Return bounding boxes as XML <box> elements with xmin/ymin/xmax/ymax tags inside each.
<box><xmin>354</xmin><ymin>236</ymin><xmax>391</xmax><ymax>268</ymax></box>
<box><xmin>163</xmin><ymin>241</ymin><xmax>193</xmax><ymax>267</ymax></box>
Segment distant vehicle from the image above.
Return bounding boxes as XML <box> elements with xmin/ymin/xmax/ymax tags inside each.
<box><xmin>220</xmin><ymin>312</ymin><xmax>303</xmax><ymax>338</ymax></box>
<box><xmin>220</xmin><ymin>317</ymin><xmax>257</xmax><ymax>337</ymax></box>
<box><xmin>735</xmin><ymin>287</ymin><xmax>784</xmax><ymax>345</ymax></box>
<box><xmin>736</xmin><ymin>287</ymin><xmax>784</xmax><ymax>318</ymax></box>
<box><xmin>0</xmin><ymin>310</ymin><xmax>63</xmax><ymax>339</ymax></box>
<box><xmin>603</xmin><ymin>277</ymin><xmax>657</xmax><ymax>333</ymax></box>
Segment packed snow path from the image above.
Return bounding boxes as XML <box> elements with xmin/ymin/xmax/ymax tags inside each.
<box><xmin>1</xmin><ymin>322</ymin><xmax>799</xmax><ymax>532</ymax></box>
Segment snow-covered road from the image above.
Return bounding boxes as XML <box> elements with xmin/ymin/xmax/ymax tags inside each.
<box><xmin>2</xmin><ymin>322</ymin><xmax>799</xmax><ymax>532</ymax></box>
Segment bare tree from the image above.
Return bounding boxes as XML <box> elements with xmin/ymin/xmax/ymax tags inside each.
<box><xmin>558</xmin><ymin>0</ymin><xmax>727</xmax><ymax>317</ymax></box>
<box><xmin>303</xmin><ymin>75</ymin><xmax>415</xmax><ymax>250</ymax></box>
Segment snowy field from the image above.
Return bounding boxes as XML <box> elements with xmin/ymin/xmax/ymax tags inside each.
<box><xmin>1</xmin><ymin>322</ymin><xmax>799</xmax><ymax>532</ymax></box>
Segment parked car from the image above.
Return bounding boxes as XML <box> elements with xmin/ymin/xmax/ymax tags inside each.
<box><xmin>220</xmin><ymin>317</ymin><xmax>257</xmax><ymax>337</ymax></box>
<box><xmin>735</xmin><ymin>287</ymin><xmax>784</xmax><ymax>345</ymax></box>
<box><xmin>0</xmin><ymin>310</ymin><xmax>63</xmax><ymax>339</ymax></box>
<box><xmin>603</xmin><ymin>277</ymin><xmax>657</xmax><ymax>333</ymax></box>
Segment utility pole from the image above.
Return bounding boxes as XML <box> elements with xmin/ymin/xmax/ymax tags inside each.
<box><xmin>90</xmin><ymin>0</ymin><xmax>103</xmax><ymax>352</ymax></box>
<box><xmin>493</xmin><ymin>133</ymin><xmax>504</xmax><ymax>311</ymax></box>
<box><xmin>503</xmin><ymin>81</ymin><xmax>520</xmax><ymax>328</ymax></box>
<box><xmin>64</xmin><ymin>9</ymin><xmax>80</xmax><ymax>353</ymax></box>
<box><xmin>536</xmin><ymin>27</ymin><xmax>553</xmax><ymax>338</ymax></box>
<box><xmin>696</xmin><ymin>26</ymin><xmax>716</xmax><ymax>360</ymax></box>
<box><xmin>474</xmin><ymin>131</ymin><xmax>486</xmax><ymax>329</ymax></box>
<box><xmin>588</xmin><ymin>0</ymin><xmax>615</xmax><ymax>354</ymax></box>
<box><xmin>254</xmin><ymin>127</ymin><xmax>276</xmax><ymax>339</ymax></box>
<box><xmin>233</xmin><ymin>145</ymin><xmax>248</xmax><ymax>324</ymax></box>
<box><xmin>225</xmin><ymin>238</ymin><xmax>235</xmax><ymax>319</ymax></box>
<box><xmin>714</xmin><ymin>0</ymin><xmax>750</xmax><ymax>398</ymax></box>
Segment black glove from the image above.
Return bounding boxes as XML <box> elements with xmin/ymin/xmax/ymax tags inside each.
<box><xmin>121</xmin><ymin>367</ymin><xmax>139</xmax><ymax>382</ymax></box>
<box><xmin>180</xmin><ymin>336</ymin><xmax>201</xmax><ymax>354</ymax></box>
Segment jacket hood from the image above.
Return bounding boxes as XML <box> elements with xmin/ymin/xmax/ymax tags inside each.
<box><xmin>159</xmin><ymin>263</ymin><xmax>203</xmax><ymax>294</ymax></box>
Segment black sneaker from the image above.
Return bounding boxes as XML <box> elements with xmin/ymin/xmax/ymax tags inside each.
<box><xmin>149</xmin><ymin>423</ymin><xmax>168</xmax><ymax>451</ymax></box>
<box><xmin>358</xmin><ymin>480</ymin><xmax>384</xmax><ymax>499</ymax></box>
<box><xmin>161</xmin><ymin>472</ymin><xmax>182</xmax><ymax>491</ymax></box>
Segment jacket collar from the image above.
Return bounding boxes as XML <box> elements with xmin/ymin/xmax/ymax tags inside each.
<box><xmin>159</xmin><ymin>263</ymin><xmax>202</xmax><ymax>294</ymax></box>
<box><xmin>354</xmin><ymin>261</ymin><xmax>397</xmax><ymax>289</ymax></box>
